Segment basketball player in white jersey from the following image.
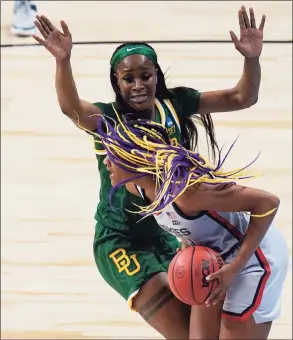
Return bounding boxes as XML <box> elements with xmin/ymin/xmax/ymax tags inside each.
<box><xmin>89</xmin><ymin>114</ymin><xmax>289</xmax><ymax>339</ymax></box>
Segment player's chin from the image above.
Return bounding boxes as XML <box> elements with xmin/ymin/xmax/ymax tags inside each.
<box><xmin>110</xmin><ymin>174</ymin><xmax>117</xmax><ymax>186</ymax></box>
<box><xmin>133</xmin><ymin>102</ymin><xmax>150</xmax><ymax>111</ymax></box>
<box><xmin>129</xmin><ymin>98</ymin><xmax>152</xmax><ymax>112</ymax></box>
<box><xmin>110</xmin><ymin>178</ymin><xmax>118</xmax><ymax>187</ymax></box>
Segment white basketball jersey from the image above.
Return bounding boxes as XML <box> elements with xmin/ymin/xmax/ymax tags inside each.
<box><xmin>135</xmin><ymin>186</ymin><xmax>252</xmax><ymax>260</ymax></box>
<box><xmin>134</xmin><ymin>186</ymin><xmax>288</xmax><ymax>324</ymax></box>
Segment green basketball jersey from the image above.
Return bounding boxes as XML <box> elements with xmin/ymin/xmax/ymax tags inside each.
<box><xmin>92</xmin><ymin>87</ymin><xmax>201</xmax><ymax>236</ymax></box>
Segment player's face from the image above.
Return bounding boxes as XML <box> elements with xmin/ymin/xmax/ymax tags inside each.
<box><xmin>103</xmin><ymin>155</ymin><xmax>136</xmax><ymax>186</ymax></box>
<box><xmin>115</xmin><ymin>55</ymin><xmax>157</xmax><ymax>112</ymax></box>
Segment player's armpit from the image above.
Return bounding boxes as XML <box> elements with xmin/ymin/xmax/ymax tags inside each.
<box><xmin>70</xmin><ymin>100</ymin><xmax>102</xmax><ymax>131</ymax></box>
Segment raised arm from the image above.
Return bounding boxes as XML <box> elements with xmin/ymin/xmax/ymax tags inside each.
<box><xmin>33</xmin><ymin>15</ymin><xmax>99</xmax><ymax>131</ymax></box>
<box><xmin>197</xmin><ymin>6</ymin><xmax>266</xmax><ymax>114</ymax></box>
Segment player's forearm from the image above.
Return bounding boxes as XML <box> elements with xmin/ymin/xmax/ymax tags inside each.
<box><xmin>235</xmin><ymin>57</ymin><xmax>261</xmax><ymax>108</ymax></box>
<box><xmin>55</xmin><ymin>57</ymin><xmax>83</xmax><ymax>118</ymax></box>
<box><xmin>233</xmin><ymin>196</ymin><xmax>279</xmax><ymax>271</ymax></box>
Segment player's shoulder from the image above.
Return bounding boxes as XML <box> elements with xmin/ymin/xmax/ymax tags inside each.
<box><xmin>168</xmin><ymin>86</ymin><xmax>200</xmax><ymax>99</ymax></box>
<box><xmin>164</xmin><ymin>86</ymin><xmax>201</xmax><ymax>119</ymax></box>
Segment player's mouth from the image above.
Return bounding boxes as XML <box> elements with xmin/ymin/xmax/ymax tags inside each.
<box><xmin>106</xmin><ymin>165</ymin><xmax>114</xmax><ymax>179</ymax></box>
<box><xmin>130</xmin><ymin>94</ymin><xmax>148</xmax><ymax>104</ymax></box>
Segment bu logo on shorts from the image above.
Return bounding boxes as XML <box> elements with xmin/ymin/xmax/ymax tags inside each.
<box><xmin>109</xmin><ymin>248</ymin><xmax>141</xmax><ymax>276</ymax></box>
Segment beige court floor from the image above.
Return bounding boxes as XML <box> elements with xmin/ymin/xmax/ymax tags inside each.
<box><xmin>1</xmin><ymin>1</ymin><xmax>292</xmax><ymax>339</ymax></box>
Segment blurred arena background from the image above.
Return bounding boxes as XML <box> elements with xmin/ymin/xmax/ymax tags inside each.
<box><xmin>1</xmin><ymin>1</ymin><xmax>292</xmax><ymax>339</ymax></box>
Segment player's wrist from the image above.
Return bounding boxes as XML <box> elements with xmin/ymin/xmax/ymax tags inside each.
<box><xmin>231</xmin><ymin>255</ymin><xmax>247</xmax><ymax>273</ymax></box>
<box><xmin>244</xmin><ymin>56</ymin><xmax>260</xmax><ymax>62</ymax></box>
<box><xmin>56</xmin><ymin>54</ymin><xmax>71</xmax><ymax>65</ymax></box>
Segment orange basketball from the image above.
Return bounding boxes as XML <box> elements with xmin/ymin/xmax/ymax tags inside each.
<box><xmin>168</xmin><ymin>246</ymin><xmax>224</xmax><ymax>306</ymax></box>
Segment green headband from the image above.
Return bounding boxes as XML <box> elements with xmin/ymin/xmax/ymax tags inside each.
<box><xmin>110</xmin><ymin>44</ymin><xmax>158</xmax><ymax>70</ymax></box>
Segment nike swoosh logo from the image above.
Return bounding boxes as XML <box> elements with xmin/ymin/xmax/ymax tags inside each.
<box><xmin>126</xmin><ymin>47</ymin><xmax>142</xmax><ymax>52</ymax></box>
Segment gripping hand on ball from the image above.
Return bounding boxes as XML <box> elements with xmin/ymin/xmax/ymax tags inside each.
<box><xmin>176</xmin><ymin>239</ymin><xmax>190</xmax><ymax>253</ymax></box>
<box><xmin>205</xmin><ymin>263</ymin><xmax>240</xmax><ymax>307</ymax></box>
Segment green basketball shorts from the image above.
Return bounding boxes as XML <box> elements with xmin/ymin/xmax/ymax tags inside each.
<box><xmin>93</xmin><ymin>222</ymin><xmax>180</xmax><ymax>311</ymax></box>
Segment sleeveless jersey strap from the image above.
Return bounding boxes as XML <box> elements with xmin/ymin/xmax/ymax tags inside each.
<box><xmin>163</xmin><ymin>99</ymin><xmax>181</xmax><ymax>132</ymax></box>
<box><xmin>154</xmin><ymin>98</ymin><xmax>166</xmax><ymax>126</ymax></box>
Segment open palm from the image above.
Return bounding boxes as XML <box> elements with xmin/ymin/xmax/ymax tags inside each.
<box><xmin>230</xmin><ymin>6</ymin><xmax>266</xmax><ymax>59</ymax></box>
<box><xmin>32</xmin><ymin>15</ymin><xmax>72</xmax><ymax>61</ymax></box>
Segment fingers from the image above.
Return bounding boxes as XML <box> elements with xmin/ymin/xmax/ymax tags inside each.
<box><xmin>238</xmin><ymin>9</ymin><xmax>246</xmax><ymax>30</ymax></box>
<box><xmin>229</xmin><ymin>30</ymin><xmax>240</xmax><ymax>49</ymax></box>
<box><xmin>241</xmin><ymin>5</ymin><xmax>251</xmax><ymax>29</ymax></box>
<box><xmin>41</xmin><ymin>15</ymin><xmax>56</xmax><ymax>31</ymax></box>
<box><xmin>205</xmin><ymin>271</ymin><xmax>222</xmax><ymax>306</ymax></box>
<box><xmin>205</xmin><ymin>287</ymin><xmax>221</xmax><ymax>307</ymax></box>
<box><xmin>249</xmin><ymin>7</ymin><xmax>256</xmax><ymax>28</ymax></box>
<box><xmin>259</xmin><ymin>14</ymin><xmax>266</xmax><ymax>31</ymax></box>
<box><xmin>60</xmin><ymin>20</ymin><xmax>71</xmax><ymax>37</ymax></box>
<box><xmin>32</xmin><ymin>34</ymin><xmax>46</xmax><ymax>46</ymax></box>
<box><xmin>250</xmin><ymin>7</ymin><xmax>266</xmax><ymax>31</ymax></box>
<box><xmin>206</xmin><ymin>290</ymin><xmax>226</xmax><ymax>307</ymax></box>
<box><xmin>239</xmin><ymin>5</ymin><xmax>266</xmax><ymax>32</ymax></box>
<box><xmin>36</xmin><ymin>15</ymin><xmax>51</xmax><ymax>36</ymax></box>
<box><xmin>34</xmin><ymin>19</ymin><xmax>48</xmax><ymax>40</ymax></box>
<box><xmin>206</xmin><ymin>273</ymin><xmax>216</xmax><ymax>282</ymax></box>
<box><xmin>206</xmin><ymin>267</ymin><xmax>223</xmax><ymax>281</ymax></box>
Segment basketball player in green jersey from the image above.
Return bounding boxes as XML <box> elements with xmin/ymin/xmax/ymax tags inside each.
<box><xmin>33</xmin><ymin>6</ymin><xmax>266</xmax><ymax>338</ymax></box>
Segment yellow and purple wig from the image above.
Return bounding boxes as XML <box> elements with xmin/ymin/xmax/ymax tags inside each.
<box><xmin>77</xmin><ymin>108</ymin><xmax>270</xmax><ymax>219</ymax></box>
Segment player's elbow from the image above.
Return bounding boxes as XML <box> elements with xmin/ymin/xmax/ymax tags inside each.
<box><xmin>60</xmin><ymin>106</ymin><xmax>75</xmax><ymax>118</ymax></box>
<box><xmin>252</xmin><ymin>192</ymin><xmax>280</xmax><ymax>217</ymax></box>
<box><xmin>60</xmin><ymin>105</ymin><xmax>83</xmax><ymax>126</ymax></box>
<box><xmin>236</xmin><ymin>93</ymin><xmax>258</xmax><ymax>110</ymax></box>
<box><xmin>61</xmin><ymin>108</ymin><xmax>68</xmax><ymax>116</ymax></box>
<box><xmin>243</xmin><ymin>95</ymin><xmax>258</xmax><ymax>109</ymax></box>
<box><xmin>266</xmin><ymin>193</ymin><xmax>280</xmax><ymax>210</ymax></box>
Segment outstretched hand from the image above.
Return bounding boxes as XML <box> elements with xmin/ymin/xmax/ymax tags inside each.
<box><xmin>32</xmin><ymin>15</ymin><xmax>72</xmax><ymax>61</ymax></box>
<box><xmin>230</xmin><ymin>5</ymin><xmax>266</xmax><ymax>59</ymax></box>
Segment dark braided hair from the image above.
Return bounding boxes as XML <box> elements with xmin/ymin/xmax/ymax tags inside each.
<box><xmin>110</xmin><ymin>42</ymin><xmax>218</xmax><ymax>160</ymax></box>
